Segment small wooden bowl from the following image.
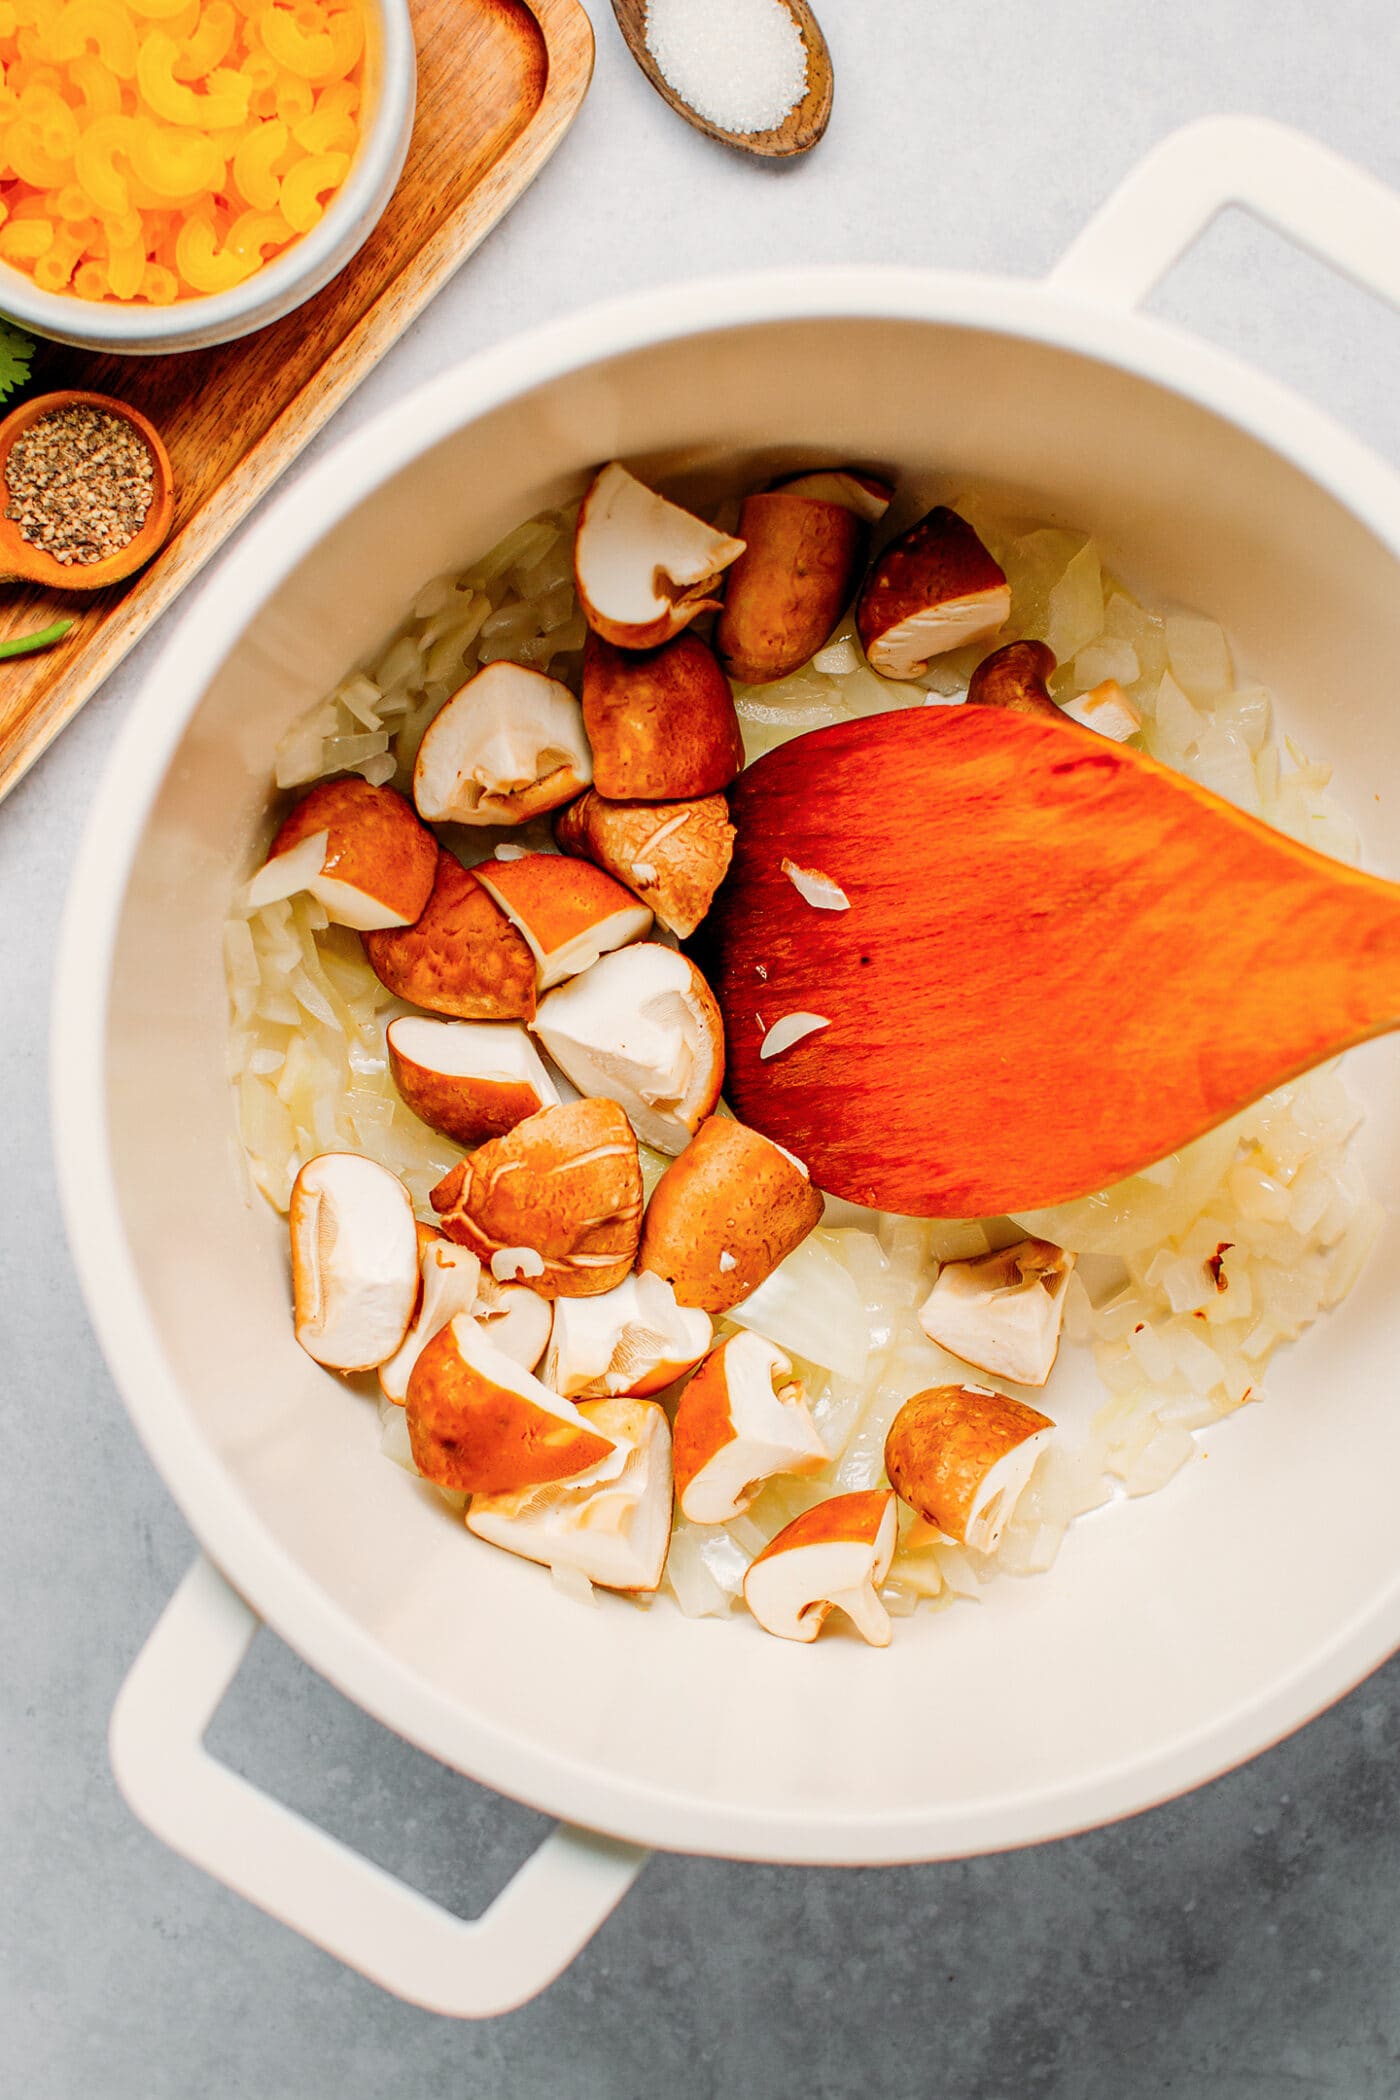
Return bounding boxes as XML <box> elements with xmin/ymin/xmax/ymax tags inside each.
<box><xmin>0</xmin><ymin>390</ymin><xmax>175</xmax><ymax>592</ymax></box>
<box><xmin>610</xmin><ymin>0</ymin><xmax>833</xmax><ymax>159</ymax></box>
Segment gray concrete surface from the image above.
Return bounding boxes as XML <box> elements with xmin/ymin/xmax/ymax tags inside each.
<box><xmin>5</xmin><ymin>2</ymin><xmax>1400</xmax><ymax>2092</ymax></box>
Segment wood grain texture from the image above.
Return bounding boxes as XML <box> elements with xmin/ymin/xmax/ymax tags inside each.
<box><xmin>608</xmin><ymin>0</ymin><xmax>832</xmax><ymax>158</ymax></box>
<box><xmin>0</xmin><ymin>0</ymin><xmax>594</xmax><ymax>807</ymax></box>
<box><xmin>697</xmin><ymin>705</ymin><xmax>1400</xmax><ymax>1217</ymax></box>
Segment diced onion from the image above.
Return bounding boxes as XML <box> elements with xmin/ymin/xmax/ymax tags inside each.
<box><xmin>227</xmin><ymin>497</ymin><xmax>1379</xmax><ymax>1637</ymax></box>
<box><xmin>760</xmin><ymin>1012</ymin><xmax>829</xmax><ymax>1061</ymax></box>
<box><xmin>780</xmin><ymin>859</ymin><xmax>850</xmax><ymax>911</ymax></box>
<box><xmin>550</xmin><ymin>1562</ymin><xmax>598</xmax><ymax>1607</ymax></box>
<box><xmin>725</xmin><ymin>1231</ymin><xmax>868</xmax><ymax>1382</ymax></box>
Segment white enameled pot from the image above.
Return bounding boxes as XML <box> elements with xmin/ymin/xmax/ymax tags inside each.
<box><xmin>52</xmin><ymin>119</ymin><xmax>1400</xmax><ymax>2016</ymax></box>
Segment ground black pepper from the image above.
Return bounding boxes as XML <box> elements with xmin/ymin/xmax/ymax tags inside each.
<box><xmin>5</xmin><ymin>404</ymin><xmax>154</xmax><ymax>566</ymax></box>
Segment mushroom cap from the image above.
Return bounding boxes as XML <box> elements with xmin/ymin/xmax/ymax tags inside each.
<box><xmin>532</xmin><ymin>944</ymin><xmax>725</xmax><ymax>1155</ymax></box>
<box><xmin>289</xmin><ymin>1152</ymin><xmax>420</xmax><ymax>1372</ymax></box>
<box><xmin>476</xmin><ymin>852</ymin><xmax>653</xmax><ymax>990</ymax></box>
<box><xmin>573</xmin><ymin>461</ymin><xmax>746</xmax><ymax>650</ymax></box>
<box><xmin>743</xmin><ymin>1490</ymin><xmax>897</xmax><ymax>1645</ymax></box>
<box><xmin>406</xmin><ymin>1314</ymin><xmax>619</xmax><ymax>1493</ymax></box>
<box><xmin>429</xmin><ymin>1096</ymin><xmax>643</xmax><ymax>1299</ymax></box>
<box><xmin>1061</xmin><ymin>677</ymin><xmax>1142</xmax><ymax>741</ymax></box>
<box><xmin>387</xmin><ymin>1015</ymin><xmax>559</xmax><ymax>1147</ymax></box>
<box><xmin>466</xmin><ymin>1396</ymin><xmax>673</xmax><ymax>1592</ymax></box>
<box><xmin>379</xmin><ymin>1225</ymin><xmax>482</xmax><ymax>1404</ymax></box>
<box><xmin>554</xmin><ymin>790</ymin><xmax>735</xmax><ymax>940</ymax></box>
<box><xmin>412</xmin><ymin>662</ymin><xmax>592</xmax><ymax>826</ymax></box>
<box><xmin>856</xmin><ymin>507</ymin><xmax>1011</xmax><ymax>678</ymax></box>
<box><xmin>966</xmin><ymin>639</ymin><xmax>1060</xmax><ymax>718</ymax></box>
<box><xmin>639</xmin><ymin>1115</ymin><xmax>823</xmax><ymax>1313</ymax></box>
<box><xmin>581</xmin><ymin>630</ymin><xmax>744</xmax><ymax>800</ymax></box>
<box><xmin>773</xmin><ymin>469</ymin><xmax>894</xmax><ymax>521</ymax></box>
<box><xmin>884</xmin><ymin>1384</ymin><xmax>1054</xmax><ymax>1554</ymax></box>
<box><xmin>247</xmin><ymin>777</ymin><xmax>437</xmax><ymax>931</ymax></box>
<box><xmin>917</xmin><ymin>1237</ymin><xmax>1075</xmax><ymax>1388</ymax></box>
<box><xmin>472</xmin><ymin>1275</ymin><xmax>554</xmax><ymax>1372</ymax></box>
<box><xmin>672</xmin><ymin>1330</ymin><xmax>828</xmax><ymax>1524</ymax></box>
<box><xmin>717</xmin><ymin>492</ymin><xmax>867</xmax><ymax>686</ymax></box>
<box><xmin>362</xmin><ymin>849</ymin><xmax>537</xmax><ymax>1021</ymax></box>
<box><xmin>542</xmin><ymin>1271</ymin><xmax>712</xmax><ymax>1400</ymax></box>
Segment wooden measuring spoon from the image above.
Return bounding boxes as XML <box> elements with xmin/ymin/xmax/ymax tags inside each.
<box><xmin>0</xmin><ymin>390</ymin><xmax>174</xmax><ymax>591</ymax></box>
<box><xmin>696</xmin><ymin>704</ymin><xmax>1400</xmax><ymax>1218</ymax></box>
<box><xmin>610</xmin><ymin>0</ymin><xmax>833</xmax><ymax>159</ymax></box>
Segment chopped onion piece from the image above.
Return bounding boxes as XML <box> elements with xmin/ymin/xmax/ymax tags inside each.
<box><xmin>378</xmin><ymin>1397</ymin><xmax>418</xmax><ymax>1474</ymax></box>
<box><xmin>812</xmin><ymin>637</ymin><xmax>860</xmax><ymax>675</ymax></box>
<box><xmin>780</xmin><ymin>859</ymin><xmax>850</xmax><ymax>912</ymax></box>
<box><xmin>550</xmin><ymin>1562</ymin><xmax>598</xmax><ymax>1607</ymax></box>
<box><xmin>760</xmin><ymin>1012</ymin><xmax>830</xmax><ymax>1061</ymax></box>
<box><xmin>725</xmin><ymin>1230</ymin><xmax>868</xmax><ymax>1381</ymax></box>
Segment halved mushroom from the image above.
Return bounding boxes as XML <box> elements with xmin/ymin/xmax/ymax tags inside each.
<box><xmin>554</xmin><ymin>790</ymin><xmax>735</xmax><ymax>939</ymax></box>
<box><xmin>379</xmin><ymin>1226</ymin><xmax>482</xmax><ymax>1404</ymax></box>
<box><xmin>289</xmin><ymin>1152</ymin><xmax>419</xmax><ymax>1371</ymax></box>
<box><xmin>466</xmin><ymin>1396</ymin><xmax>673</xmax><ymax>1592</ymax></box>
<box><xmin>247</xmin><ymin>777</ymin><xmax>437</xmax><ymax>931</ymax></box>
<box><xmin>1060</xmin><ymin>677</ymin><xmax>1142</xmax><ymax>741</ymax></box>
<box><xmin>857</xmin><ymin>507</ymin><xmax>1011</xmax><ymax>678</ymax></box>
<box><xmin>639</xmin><ymin>1115</ymin><xmax>823</xmax><ymax>1313</ymax></box>
<box><xmin>672</xmin><ymin>1331</ymin><xmax>828</xmax><ymax>1524</ymax></box>
<box><xmin>884</xmin><ymin>1385</ymin><xmax>1054</xmax><ymax>1554</ymax></box>
<box><xmin>476</xmin><ymin>852</ymin><xmax>653</xmax><ymax>990</ymax></box>
<box><xmin>362</xmin><ymin>850</ymin><xmax>537</xmax><ymax>1021</ymax></box>
<box><xmin>542</xmin><ymin>1271</ymin><xmax>712</xmax><ymax>1399</ymax></box>
<box><xmin>429</xmin><ymin>1097</ymin><xmax>643</xmax><ymax>1298</ymax></box>
<box><xmin>917</xmin><ymin>1237</ymin><xmax>1075</xmax><ymax>1387</ymax></box>
<box><xmin>412</xmin><ymin>662</ymin><xmax>591</xmax><ymax>825</ymax></box>
<box><xmin>406</xmin><ymin>1315</ymin><xmax>620</xmax><ymax>1493</ymax></box>
<box><xmin>573</xmin><ymin>462</ymin><xmax>746</xmax><ymax>650</ymax></box>
<box><xmin>743</xmin><ymin>1490</ymin><xmax>897</xmax><ymax>1646</ymax></box>
<box><xmin>717</xmin><ymin>482</ymin><xmax>881</xmax><ymax>685</ymax></box>
<box><xmin>966</xmin><ymin>639</ymin><xmax>1060</xmax><ymax>719</ymax></box>
<box><xmin>472</xmin><ymin>1274</ymin><xmax>553</xmax><ymax>1372</ymax></box>
<box><xmin>532</xmin><ymin>945</ymin><xmax>725</xmax><ymax>1154</ymax></box>
<box><xmin>387</xmin><ymin>1016</ymin><xmax>560</xmax><ymax>1147</ymax></box>
<box><xmin>772</xmin><ymin>469</ymin><xmax>893</xmax><ymax>521</ymax></box>
<box><xmin>581</xmin><ymin>630</ymin><xmax>744</xmax><ymax>800</ymax></box>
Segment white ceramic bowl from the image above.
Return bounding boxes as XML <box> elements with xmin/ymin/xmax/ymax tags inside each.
<box><xmin>51</xmin><ymin>120</ymin><xmax>1400</xmax><ymax>2013</ymax></box>
<box><xmin>5</xmin><ymin>0</ymin><xmax>416</xmax><ymax>356</ymax></box>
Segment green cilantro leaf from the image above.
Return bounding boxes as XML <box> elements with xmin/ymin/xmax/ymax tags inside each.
<box><xmin>0</xmin><ymin>322</ymin><xmax>35</xmax><ymax>405</ymax></box>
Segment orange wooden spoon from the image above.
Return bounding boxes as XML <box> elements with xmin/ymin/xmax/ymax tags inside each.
<box><xmin>698</xmin><ymin>704</ymin><xmax>1400</xmax><ymax>1218</ymax></box>
<box><xmin>0</xmin><ymin>389</ymin><xmax>174</xmax><ymax>591</ymax></box>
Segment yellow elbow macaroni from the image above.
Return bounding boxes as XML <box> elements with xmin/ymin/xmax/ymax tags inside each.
<box><xmin>0</xmin><ymin>0</ymin><xmax>365</xmax><ymax>302</ymax></box>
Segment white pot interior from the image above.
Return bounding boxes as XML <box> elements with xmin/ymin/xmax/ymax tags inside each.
<box><xmin>86</xmin><ymin>308</ymin><xmax>1400</xmax><ymax>1860</ymax></box>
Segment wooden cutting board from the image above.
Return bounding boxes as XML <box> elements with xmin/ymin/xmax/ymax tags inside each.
<box><xmin>0</xmin><ymin>0</ymin><xmax>593</xmax><ymax>807</ymax></box>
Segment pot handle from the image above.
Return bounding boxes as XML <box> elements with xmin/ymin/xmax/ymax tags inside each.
<box><xmin>110</xmin><ymin>1556</ymin><xmax>649</xmax><ymax>2016</ymax></box>
<box><xmin>1048</xmin><ymin>114</ymin><xmax>1400</xmax><ymax>312</ymax></box>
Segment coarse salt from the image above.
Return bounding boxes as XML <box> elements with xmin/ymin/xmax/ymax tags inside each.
<box><xmin>644</xmin><ymin>0</ymin><xmax>808</xmax><ymax>135</ymax></box>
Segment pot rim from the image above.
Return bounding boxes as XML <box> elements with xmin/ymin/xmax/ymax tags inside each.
<box><xmin>53</xmin><ymin>264</ymin><xmax>1400</xmax><ymax>1863</ymax></box>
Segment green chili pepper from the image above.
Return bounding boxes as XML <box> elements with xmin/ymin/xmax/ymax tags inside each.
<box><xmin>0</xmin><ymin>617</ymin><xmax>74</xmax><ymax>660</ymax></box>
